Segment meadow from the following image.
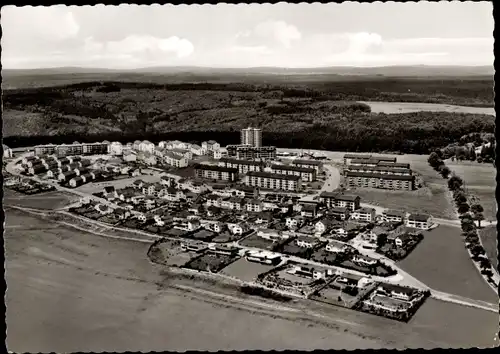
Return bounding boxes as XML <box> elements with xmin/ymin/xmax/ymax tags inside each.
<box><xmin>398</xmin><ymin>225</ymin><xmax>497</xmax><ymax>304</ymax></box>
<box><xmin>5</xmin><ymin>208</ymin><xmax>498</xmax><ymax>351</ymax></box>
<box><xmin>478</xmin><ymin>225</ymin><xmax>498</xmax><ymax>271</ymax></box>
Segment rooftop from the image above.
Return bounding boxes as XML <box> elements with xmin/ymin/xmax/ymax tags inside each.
<box><xmin>271</xmin><ymin>164</ymin><xmax>315</xmax><ymax>173</ymax></box>
<box><xmin>408</xmin><ymin>213</ymin><xmax>431</xmax><ymax>222</ymax></box>
<box><xmin>247</xmin><ymin>171</ymin><xmax>301</xmax><ymax>181</ymax></box>
<box><xmin>194</xmin><ymin>164</ymin><xmax>238</xmax><ymax>173</ymax></box>
<box><xmin>292</xmin><ymin>159</ymin><xmax>322</xmax><ymax>166</ymax></box>
<box><xmin>319</xmin><ymin>192</ymin><xmax>360</xmax><ymax>201</ymax></box>
<box><xmin>383</xmin><ymin>209</ymin><xmax>406</xmax><ymax>217</ymax></box>
<box><xmin>346</xmin><ymin>171</ymin><xmax>414</xmax><ymax>181</ymax></box>
<box><xmin>343</xmin><ymin>154</ymin><xmax>372</xmax><ymax>159</ymax></box>
<box><xmin>220</xmin><ymin>157</ymin><xmax>262</xmax><ymax>166</ymax></box>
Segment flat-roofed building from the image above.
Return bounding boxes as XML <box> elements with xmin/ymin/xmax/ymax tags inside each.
<box><xmin>270</xmin><ymin>164</ymin><xmax>316</xmax><ymax>182</ymax></box>
<box><xmin>245</xmin><ymin>171</ymin><xmax>302</xmax><ymax>192</ymax></box>
<box><xmin>345</xmin><ymin>165</ymin><xmax>412</xmax><ymax>176</ymax></box>
<box><xmin>291</xmin><ymin>159</ymin><xmax>323</xmax><ymax>172</ymax></box>
<box><xmin>343</xmin><ymin>153</ymin><xmax>372</xmax><ymax>165</ymax></box>
<box><xmin>319</xmin><ymin>192</ymin><xmax>361</xmax><ymax>211</ymax></box>
<box><xmin>218</xmin><ymin>158</ymin><xmax>264</xmax><ymax>174</ymax></box>
<box><xmin>377</xmin><ymin>161</ymin><xmax>411</xmax><ymax>169</ymax></box>
<box><xmin>194</xmin><ymin>164</ymin><xmax>238</xmax><ymax>181</ymax></box>
<box><xmin>240</xmin><ymin>127</ymin><xmax>262</xmax><ymax>147</ymax></box>
<box><xmin>349</xmin><ymin>158</ymin><xmax>381</xmax><ymax>167</ymax></box>
<box><xmin>345</xmin><ymin>171</ymin><xmax>415</xmax><ymax>190</ymax></box>
<box><xmin>226</xmin><ymin>145</ymin><xmax>276</xmax><ymax>160</ymax></box>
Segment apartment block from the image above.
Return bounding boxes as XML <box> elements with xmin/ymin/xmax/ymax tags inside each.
<box><xmin>291</xmin><ymin>159</ymin><xmax>323</xmax><ymax>172</ymax></box>
<box><xmin>219</xmin><ymin>157</ymin><xmax>264</xmax><ymax>174</ymax></box>
<box><xmin>240</xmin><ymin>127</ymin><xmax>262</xmax><ymax>147</ymax></box>
<box><xmin>226</xmin><ymin>145</ymin><xmax>277</xmax><ymax>160</ymax></box>
<box><xmin>319</xmin><ymin>192</ymin><xmax>361</xmax><ymax>211</ymax></box>
<box><xmin>270</xmin><ymin>164</ymin><xmax>316</xmax><ymax>182</ymax></box>
<box><xmin>194</xmin><ymin>164</ymin><xmax>238</xmax><ymax>181</ymax></box>
<box><xmin>245</xmin><ymin>171</ymin><xmax>302</xmax><ymax>192</ymax></box>
<box><xmin>345</xmin><ymin>171</ymin><xmax>415</xmax><ymax>190</ymax></box>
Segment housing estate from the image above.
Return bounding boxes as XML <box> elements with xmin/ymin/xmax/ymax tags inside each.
<box><xmin>194</xmin><ymin>164</ymin><xmax>238</xmax><ymax>181</ymax></box>
<box><xmin>319</xmin><ymin>192</ymin><xmax>361</xmax><ymax>211</ymax></box>
<box><xmin>270</xmin><ymin>164</ymin><xmax>317</xmax><ymax>182</ymax></box>
<box><xmin>345</xmin><ymin>171</ymin><xmax>415</xmax><ymax>191</ymax></box>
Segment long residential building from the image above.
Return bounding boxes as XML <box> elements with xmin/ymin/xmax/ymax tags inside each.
<box><xmin>194</xmin><ymin>164</ymin><xmax>238</xmax><ymax>181</ymax></box>
<box><xmin>245</xmin><ymin>171</ymin><xmax>302</xmax><ymax>192</ymax></box>
<box><xmin>218</xmin><ymin>157</ymin><xmax>264</xmax><ymax>174</ymax></box>
<box><xmin>345</xmin><ymin>165</ymin><xmax>412</xmax><ymax>176</ymax></box>
<box><xmin>270</xmin><ymin>164</ymin><xmax>316</xmax><ymax>182</ymax></box>
<box><xmin>226</xmin><ymin>145</ymin><xmax>276</xmax><ymax>160</ymax></box>
<box><xmin>34</xmin><ymin>142</ymin><xmax>109</xmax><ymax>157</ymax></box>
<box><xmin>345</xmin><ymin>171</ymin><xmax>415</xmax><ymax>190</ymax></box>
<box><xmin>291</xmin><ymin>159</ymin><xmax>323</xmax><ymax>172</ymax></box>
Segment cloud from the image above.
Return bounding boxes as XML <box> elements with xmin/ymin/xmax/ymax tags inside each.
<box><xmin>236</xmin><ymin>20</ymin><xmax>302</xmax><ymax>49</ymax></box>
<box><xmin>100</xmin><ymin>35</ymin><xmax>194</xmax><ymax>58</ymax></box>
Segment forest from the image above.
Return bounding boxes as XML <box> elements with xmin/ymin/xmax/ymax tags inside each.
<box><xmin>3</xmin><ymin>78</ymin><xmax>495</xmax><ymax>155</ymax></box>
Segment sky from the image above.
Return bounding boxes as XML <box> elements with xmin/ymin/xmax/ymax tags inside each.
<box><xmin>1</xmin><ymin>2</ymin><xmax>494</xmax><ymax>69</ymax></box>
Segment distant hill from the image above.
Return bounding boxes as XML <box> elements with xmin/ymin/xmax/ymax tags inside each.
<box><xmin>3</xmin><ymin>64</ymin><xmax>494</xmax><ymax>78</ymax></box>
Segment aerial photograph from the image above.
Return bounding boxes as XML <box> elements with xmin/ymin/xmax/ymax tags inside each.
<box><xmin>2</xmin><ymin>2</ymin><xmax>498</xmax><ymax>352</ymax></box>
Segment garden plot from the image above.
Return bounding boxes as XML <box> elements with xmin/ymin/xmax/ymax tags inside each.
<box><xmin>257</xmin><ymin>265</ymin><xmax>326</xmax><ymax>297</ymax></box>
<box><xmin>219</xmin><ymin>257</ymin><xmax>277</xmax><ymax>282</ymax></box>
<box><xmin>147</xmin><ymin>239</ymin><xmax>197</xmax><ymax>267</ymax></box>
<box><xmin>239</xmin><ymin>233</ymin><xmax>281</xmax><ymax>251</ymax></box>
<box><xmin>182</xmin><ymin>252</ymin><xmax>239</xmax><ymax>273</ymax></box>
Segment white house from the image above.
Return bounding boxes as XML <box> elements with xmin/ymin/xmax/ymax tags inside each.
<box><xmin>110</xmin><ymin>142</ymin><xmax>123</xmax><ymax>156</ymax></box>
<box><xmin>382</xmin><ymin>210</ymin><xmax>406</xmax><ymax>223</ymax></box>
<box><xmin>352</xmin><ymin>254</ymin><xmax>378</xmax><ymax>266</ymax></box>
<box><xmin>315</xmin><ymin>218</ymin><xmax>337</xmax><ymax>235</ymax></box>
<box><xmin>285</xmin><ymin>216</ymin><xmax>304</xmax><ymax>229</ymax></box>
<box><xmin>406</xmin><ymin>214</ymin><xmax>432</xmax><ymax>229</ymax></box>
<box><xmin>3</xmin><ymin>144</ymin><xmax>13</xmax><ymax>159</ymax></box>
<box><xmin>138</xmin><ymin>140</ymin><xmax>155</xmax><ymax>154</ymax></box>
<box><xmin>123</xmin><ymin>150</ymin><xmax>137</xmax><ymax>162</ymax></box>
<box><xmin>232</xmin><ymin>223</ymin><xmax>251</xmax><ymax>235</ymax></box>
<box><xmin>296</xmin><ymin>236</ymin><xmax>316</xmax><ymax>248</ymax></box>
<box><xmin>190</xmin><ymin>144</ymin><xmax>204</xmax><ymax>156</ymax></box>
<box><xmin>246</xmin><ymin>199</ymin><xmax>263</xmax><ymax>213</ymax></box>
<box><xmin>325</xmin><ymin>241</ymin><xmax>349</xmax><ymax>253</ymax></box>
<box><xmin>350</xmin><ymin>207</ymin><xmax>376</xmax><ymax>222</ymax></box>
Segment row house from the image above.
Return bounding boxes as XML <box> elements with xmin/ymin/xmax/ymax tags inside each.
<box><xmin>69</xmin><ymin>176</ymin><xmax>85</xmax><ymax>188</ymax></box>
<box><xmin>245</xmin><ymin>171</ymin><xmax>302</xmax><ymax>192</ymax></box>
<box><xmin>58</xmin><ymin>170</ymin><xmax>77</xmax><ymax>182</ymax></box>
<box><xmin>349</xmin><ymin>207</ymin><xmax>376</xmax><ymax>222</ymax></box>
<box><xmin>218</xmin><ymin>158</ymin><xmax>264</xmax><ymax>174</ymax></box>
<box><xmin>194</xmin><ymin>164</ymin><xmax>238</xmax><ymax>182</ymax></box>
<box><xmin>28</xmin><ymin>164</ymin><xmax>48</xmax><ymax>175</ymax></box>
<box><xmin>270</xmin><ymin>164</ymin><xmax>317</xmax><ymax>182</ymax></box>
<box><xmin>22</xmin><ymin>155</ymin><xmax>40</xmax><ymax>165</ymax></box>
<box><xmin>291</xmin><ymin>159</ymin><xmax>323</xmax><ymax>173</ymax></box>
<box><xmin>345</xmin><ymin>171</ymin><xmax>415</xmax><ymax>191</ymax></box>
<box><xmin>319</xmin><ymin>192</ymin><xmax>361</xmax><ymax>211</ymax></box>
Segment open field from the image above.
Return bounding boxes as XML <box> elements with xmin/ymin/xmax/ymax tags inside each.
<box><xmin>5</xmin><ymin>208</ymin><xmax>498</xmax><ymax>351</ymax></box>
<box><xmin>3</xmin><ymin>189</ymin><xmax>78</xmax><ymax>210</ymax></box>
<box><xmin>360</xmin><ymin>101</ymin><xmax>495</xmax><ymax>116</ymax></box>
<box><xmin>478</xmin><ymin>226</ymin><xmax>498</xmax><ymax>271</ymax></box>
<box><xmin>183</xmin><ymin>253</ymin><xmax>239</xmax><ymax>273</ymax></box>
<box><xmin>398</xmin><ymin>225</ymin><xmax>497</xmax><ymax>303</ymax></box>
<box><xmin>446</xmin><ymin>160</ymin><xmax>496</xmax><ymax>220</ymax></box>
<box><xmin>239</xmin><ymin>234</ymin><xmax>278</xmax><ymax>250</ymax></box>
<box><xmin>220</xmin><ymin>257</ymin><xmax>276</xmax><ymax>282</ymax></box>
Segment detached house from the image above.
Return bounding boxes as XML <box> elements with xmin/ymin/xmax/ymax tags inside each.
<box><xmin>104</xmin><ymin>186</ymin><xmax>118</xmax><ymax>200</ymax></box>
<box><xmin>383</xmin><ymin>210</ymin><xmax>406</xmax><ymax>223</ymax></box>
<box><xmin>205</xmin><ymin>194</ymin><xmax>222</xmax><ymax>208</ymax></box>
<box><xmin>286</xmin><ymin>215</ymin><xmax>304</xmax><ymax>229</ymax></box>
<box><xmin>296</xmin><ymin>236</ymin><xmax>317</xmax><ymax>248</ymax></box>
<box><xmin>315</xmin><ymin>217</ymin><xmax>337</xmax><ymax>235</ymax></box>
<box><xmin>328</xmin><ymin>207</ymin><xmax>350</xmax><ymax>221</ymax></box>
<box><xmin>246</xmin><ymin>199</ymin><xmax>263</xmax><ymax>213</ymax></box>
<box><xmin>319</xmin><ymin>192</ymin><xmax>361</xmax><ymax>211</ymax></box>
<box><xmin>232</xmin><ymin>223</ymin><xmax>251</xmax><ymax>235</ymax></box>
<box><xmin>350</xmin><ymin>207</ymin><xmax>376</xmax><ymax>222</ymax></box>
<box><xmin>352</xmin><ymin>254</ymin><xmax>378</xmax><ymax>267</ymax></box>
<box><xmin>406</xmin><ymin>214</ymin><xmax>432</xmax><ymax>229</ymax></box>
